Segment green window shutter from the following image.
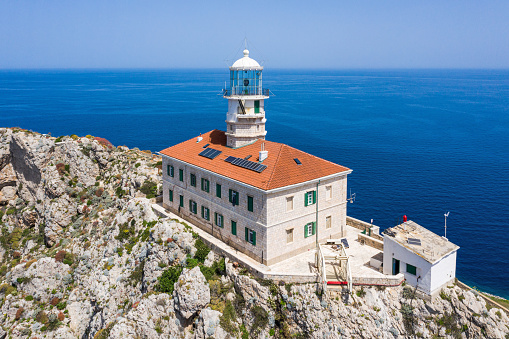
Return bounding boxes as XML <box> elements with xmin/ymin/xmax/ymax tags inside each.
<box><xmin>245</xmin><ymin>227</ymin><xmax>249</xmax><ymax>242</ymax></box>
<box><xmin>189</xmin><ymin>200</ymin><xmax>192</xmax><ymax>211</ymax></box>
<box><xmin>214</xmin><ymin>212</ymin><xmax>218</xmax><ymax>225</ymax></box>
<box><xmin>304</xmin><ymin>224</ymin><xmax>309</xmax><ymax>238</ymax></box>
<box><xmin>216</xmin><ymin>184</ymin><xmax>221</xmax><ymax>198</ymax></box>
<box><xmin>231</xmin><ymin>221</ymin><xmax>237</xmax><ymax>235</ymax></box>
<box><xmin>179</xmin><ymin>195</ymin><xmax>184</xmax><ymax>207</ymax></box>
<box><xmin>312</xmin><ymin>222</ymin><xmax>316</xmax><ymax>235</ymax></box>
<box><xmin>170</xmin><ymin>166</ymin><xmax>174</xmax><ymax>177</ymax></box>
<box><xmin>304</xmin><ymin>192</ymin><xmax>308</xmax><ymax>207</ymax></box>
<box><xmin>179</xmin><ymin>169</ymin><xmax>183</xmax><ymax>181</ymax></box>
<box><xmin>229</xmin><ymin>189</ymin><xmax>233</xmax><ymax>203</ymax></box>
<box><xmin>201</xmin><ymin>178</ymin><xmax>204</xmax><ymax>191</ymax></box>
<box><xmin>247</xmin><ymin>196</ymin><xmax>254</xmax><ymax>212</ymax></box>
<box><xmin>167</xmin><ymin>165</ymin><xmax>170</xmax><ymax>176</ymax></box>
<box><xmin>254</xmin><ymin>100</ymin><xmax>260</xmax><ymax>113</ymax></box>
<box><xmin>313</xmin><ymin>191</ymin><xmax>316</xmax><ymax>204</ymax></box>
<box><xmin>406</xmin><ymin>264</ymin><xmax>417</xmax><ymax>275</ymax></box>
<box><xmin>252</xmin><ymin>231</ymin><xmax>256</xmax><ymax>246</ymax></box>
<box><xmin>169</xmin><ymin>189</ymin><xmax>173</xmax><ymax>202</ymax></box>
<box><xmin>201</xmin><ymin>206</ymin><xmax>204</xmax><ymax>218</ymax></box>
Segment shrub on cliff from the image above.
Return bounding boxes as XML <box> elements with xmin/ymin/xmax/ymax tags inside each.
<box><xmin>157</xmin><ymin>266</ymin><xmax>182</xmax><ymax>294</ymax></box>
<box><xmin>139</xmin><ymin>180</ymin><xmax>158</xmax><ymax>199</ymax></box>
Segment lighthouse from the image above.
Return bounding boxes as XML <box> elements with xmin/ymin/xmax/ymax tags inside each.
<box><xmin>223</xmin><ymin>49</ymin><xmax>269</xmax><ymax>148</ymax></box>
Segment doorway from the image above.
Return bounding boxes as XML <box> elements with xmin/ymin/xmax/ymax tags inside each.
<box><xmin>392</xmin><ymin>258</ymin><xmax>400</xmax><ymax>275</ymax></box>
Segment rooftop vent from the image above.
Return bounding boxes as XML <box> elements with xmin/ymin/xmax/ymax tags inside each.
<box><xmin>197</xmin><ymin>135</ymin><xmax>203</xmax><ymax>142</ymax></box>
<box><xmin>294</xmin><ymin>158</ymin><xmax>302</xmax><ymax>165</ymax></box>
<box><xmin>203</xmin><ymin>143</ymin><xmax>210</xmax><ymax>148</ymax></box>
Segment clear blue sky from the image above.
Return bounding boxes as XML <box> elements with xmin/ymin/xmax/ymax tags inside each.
<box><xmin>1</xmin><ymin>1</ymin><xmax>508</xmax><ymax>69</ymax></box>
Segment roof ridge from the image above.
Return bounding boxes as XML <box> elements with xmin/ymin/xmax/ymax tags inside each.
<box><xmin>264</xmin><ymin>143</ymin><xmax>285</xmax><ymax>190</ymax></box>
<box><xmin>284</xmin><ymin>142</ymin><xmax>350</xmax><ymax>170</ymax></box>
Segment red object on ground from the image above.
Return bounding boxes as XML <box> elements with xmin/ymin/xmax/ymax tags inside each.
<box><xmin>326</xmin><ymin>281</ymin><xmax>348</xmax><ymax>285</ymax></box>
<box><xmin>403</xmin><ymin>215</ymin><xmax>407</xmax><ymax>222</ymax></box>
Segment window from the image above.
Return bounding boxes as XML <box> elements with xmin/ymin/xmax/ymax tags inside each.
<box><xmin>216</xmin><ymin>183</ymin><xmax>221</xmax><ymax>198</ymax></box>
<box><xmin>215</xmin><ymin>213</ymin><xmax>224</xmax><ymax>227</ymax></box>
<box><xmin>286</xmin><ymin>228</ymin><xmax>294</xmax><ymax>243</ymax></box>
<box><xmin>229</xmin><ymin>189</ymin><xmax>239</xmax><ymax>206</ymax></box>
<box><xmin>179</xmin><ymin>195</ymin><xmax>184</xmax><ymax>207</ymax></box>
<box><xmin>304</xmin><ymin>222</ymin><xmax>316</xmax><ymax>238</ymax></box>
<box><xmin>189</xmin><ymin>200</ymin><xmax>197</xmax><ymax>214</ymax></box>
<box><xmin>231</xmin><ymin>220</ymin><xmax>237</xmax><ymax>236</ymax></box>
<box><xmin>254</xmin><ymin>100</ymin><xmax>260</xmax><ymax>113</ymax></box>
<box><xmin>247</xmin><ymin>195</ymin><xmax>254</xmax><ymax>212</ymax></box>
<box><xmin>190</xmin><ymin>173</ymin><xmax>196</xmax><ymax>187</ymax></box>
<box><xmin>286</xmin><ymin>196</ymin><xmax>294</xmax><ymax>212</ymax></box>
<box><xmin>201</xmin><ymin>178</ymin><xmax>210</xmax><ymax>192</ymax></box>
<box><xmin>169</xmin><ymin>189</ymin><xmax>173</xmax><ymax>202</ymax></box>
<box><xmin>201</xmin><ymin>206</ymin><xmax>210</xmax><ymax>221</ymax></box>
<box><xmin>167</xmin><ymin>165</ymin><xmax>174</xmax><ymax>177</ymax></box>
<box><xmin>406</xmin><ymin>264</ymin><xmax>417</xmax><ymax>276</ymax></box>
<box><xmin>326</xmin><ymin>216</ymin><xmax>331</xmax><ymax>229</ymax></box>
<box><xmin>326</xmin><ymin>185</ymin><xmax>332</xmax><ymax>200</ymax></box>
<box><xmin>304</xmin><ymin>191</ymin><xmax>316</xmax><ymax>206</ymax></box>
<box><xmin>245</xmin><ymin>227</ymin><xmax>256</xmax><ymax>246</ymax></box>
<box><xmin>179</xmin><ymin>169</ymin><xmax>184</xmax><ymax>182</ymax></box>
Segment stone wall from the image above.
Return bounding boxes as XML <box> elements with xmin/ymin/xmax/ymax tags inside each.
<box><xmin>352</xmin><ymin>273</ymin><xmax>405</xmax><ymax>287</ymax></box>
<box><xmin>358</xmin><ymin>232</ymin><xmax>384</xmax><ymax>251</ymax></box>
<box><xmin>346</xmin><ymin>216</ymin><xmax>380</xmax><ymax>236</ymax></box>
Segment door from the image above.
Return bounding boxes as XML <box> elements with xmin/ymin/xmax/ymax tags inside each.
<box><xmin>254</xmin><ymin>100</ymin><xmax>260</xmax><ymax>113</ymax></box>
<box><xmin>392</xmin><ymin>258</ymin><xmax>400</xmax><ymax>275</ymax></box>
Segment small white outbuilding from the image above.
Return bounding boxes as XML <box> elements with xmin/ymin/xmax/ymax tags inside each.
<box><xmin>383</xmin><ymin>220</ymin><xmax>459</xmax><ymax>297</ymax></box>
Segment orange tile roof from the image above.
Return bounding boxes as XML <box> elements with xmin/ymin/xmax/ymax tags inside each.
<box><xmin>160</xmin><ymin>130</ymin><xmax>351</xmax><ymax>191</ymax></box>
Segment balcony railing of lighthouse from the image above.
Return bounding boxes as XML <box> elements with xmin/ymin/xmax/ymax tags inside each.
<box><xmin>223</xmin><ymin>88</ymin><xmax>270</xmax><ymax>97</ymax></box>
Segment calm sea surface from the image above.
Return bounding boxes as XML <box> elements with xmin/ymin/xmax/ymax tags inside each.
<box><xmin>1</xmin><ymin>69</ymin><xmax>508</xmax><ymax>298</ymax></box>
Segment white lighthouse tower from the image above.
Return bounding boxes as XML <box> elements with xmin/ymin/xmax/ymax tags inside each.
<box><xmin>224</xmin><ymin>49</ymin><xmax>269</xmax><ymax>148</ymax></box>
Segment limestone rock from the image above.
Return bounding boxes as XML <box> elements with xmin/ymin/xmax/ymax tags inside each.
<box><xmin>0</xmin><ymin>163</ymin><xmax>17</xmax><ymax>189</ymax></box>
<box><xmin>195</xmin><ymin>308</ymin><xmax>227</xmax><ymax>339</ymax></box>
<box><xmin>174</xmin><ymin>267</ymin><xmax>210</xmax><ymax>319</ymax></box>
<box><xmin>0</xmin><ymin>185</ymin><xmax>16</xmax><ymax>205</ymax></box>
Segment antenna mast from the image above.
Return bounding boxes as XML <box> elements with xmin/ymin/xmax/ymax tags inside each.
<box><xmin>444</xmin><ymin>211</ymin><xmax>450</xmax><ymax>239</ymax></box>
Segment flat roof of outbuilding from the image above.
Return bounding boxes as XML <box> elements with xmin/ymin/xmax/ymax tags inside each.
<box><xmin>385</xmin><ymin>220</ymin><xmax>459</xmax><ymax>264</ymax></box>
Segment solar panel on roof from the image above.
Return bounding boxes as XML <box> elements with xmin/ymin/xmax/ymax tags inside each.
<box><xmin>407</xmin><ymin>238</ymin><xmax>421</xmax><ymax>246</ymax></box>
<box><xmin>244</xmin><ymin>155</ymin><xmax>252</xmax><ymax>160</ymax></box>
<box><xmin>341</xmin><ymin>238</ymin><xmax>349</xmax><ymax>249</ymax></box>
<box><xmin>224</xmin><ymin>156</ymin><xmax>267</xmax><ymax>173</ymax></box>
<box><xmin>198</xmin><ymin>148</ymin><xmax>222</xmax><ymax>160</ymax></box>
<box><xmin>294</xmin><ymin>158</ymin><xmax>302</xmax><ymax>165</ymax></box>
<box><xmin>203</xmin><ymin>143</ymin><xmax>210</xmax><ymax>148</ymax></box>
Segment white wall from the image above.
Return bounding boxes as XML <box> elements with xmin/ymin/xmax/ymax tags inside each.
<box><xmin>430</xmin><ymin>251</ymin><xmax>457</xmax><ymax>295</ymax></box>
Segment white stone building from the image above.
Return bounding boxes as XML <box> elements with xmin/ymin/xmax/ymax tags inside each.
<box><xmin>159</xmin><ymin>50</ymin><xmax>352</xmax><ymax>265</ymax></box>
<box><xmin>383</xmin><ymin>220</ymin><xmax>459</xmax><ymax>296</ymax></box>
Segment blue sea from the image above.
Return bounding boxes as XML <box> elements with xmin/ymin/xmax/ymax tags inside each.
<box><xmin>1</xmin><ymin>69</ymin><xmax>508</xmax><ymax>299</ymax></box>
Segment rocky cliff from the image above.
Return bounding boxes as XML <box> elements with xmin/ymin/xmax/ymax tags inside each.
<box><xmin>0</xmin><ymin>127</ymin><xmax>508</xmax><ymax>339</ymax></box>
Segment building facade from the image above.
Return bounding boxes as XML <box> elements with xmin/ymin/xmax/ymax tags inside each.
<box><xmin>160</xmin><ymin>51</ymin><xmax>351</xmax><ymax>265</ymax></box>
<box><xmin>383</xmin><ymin>221</ymin><xmax>459</xmax><ymax>296</ymax></box>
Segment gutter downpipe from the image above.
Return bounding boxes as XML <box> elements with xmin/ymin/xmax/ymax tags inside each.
<box><xmin>316</xmin><ymin>180</ymin><xmax>320</xmax><ymax>249</ymax></box>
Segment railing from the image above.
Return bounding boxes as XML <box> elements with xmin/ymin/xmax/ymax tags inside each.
<box><xmin>223</xmin><ymin>88</ymin><xmax>270</xmax><ymax>97</ymax></box>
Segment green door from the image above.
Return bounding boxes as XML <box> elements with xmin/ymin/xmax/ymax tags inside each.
<box><xmin>254</xmin><ymin>100</ymin><xmax>260</xmax><ymax>113</ymax></box>
<box><xmin>392</xmin><ymin>258</ymin><xmax>400</xmax><ymax>275</ymax></box>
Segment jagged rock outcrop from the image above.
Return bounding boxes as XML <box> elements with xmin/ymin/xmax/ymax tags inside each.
<box><xmin>174</xmin><ymin>267</ymin><xmax>211</xmax><ymax>319</ymax></box>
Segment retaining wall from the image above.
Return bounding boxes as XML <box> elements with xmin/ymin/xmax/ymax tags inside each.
<box><xmin>358</xmin><ymin>233</ymin><xmax>384</xmax><ymax>251</ymax></box>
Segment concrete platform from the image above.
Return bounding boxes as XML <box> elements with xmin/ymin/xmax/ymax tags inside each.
<box><xmin>153</xmin><ymin>203</ymin><xmax>403</xmax><ymax>286</ymax></box>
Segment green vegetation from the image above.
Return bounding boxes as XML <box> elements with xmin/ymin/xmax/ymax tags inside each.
<box><xmin>157</xmin><ymin>266</ymin><xmax>182</xmax><ymax>294</ymax></box>
<box><xmin>128</xmin><ymin>260</ymin><xmax>145</xmax><ymax>286</ymax></box>
<box><xmin>250</xmin><ymin>305</ymin><xmax>269</xmax><ymax>335</ymax></box>
<box><xmin>440</xmin><ymin>290</ymin><xmax>451</xmax><ymax>302</ymax></box>
<box><xmin>356</xmin><ymin>287</ymin><xmax>366</xmax><ymax>298</ymax></box>
<box><xmin>220</xmin><ymin>300</ymin><xmax>238</xmax><ymax>334</ymax></box>
<box><xmin>139</xmin><ymin>180</ymin><xmax>158</xmax><ymax>199</ymax></box>
<box><xmin>194</xmin><ymin>238</ymin><xmax>210</xmax><ymax>263</ymax></box>
<box><xmin>56</xmin><ymin>301</ymin><xmax>67</xmax><ymax>310</ymax></box>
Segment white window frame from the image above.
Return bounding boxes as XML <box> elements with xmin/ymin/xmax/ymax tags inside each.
<box><xmin>248</xmin><ymin>229</ymin><xmax>255</xmax><ymax>244</ymax></box>
<box><xmin>306</xmin><ymin>192</ymin><xmax>314</xmax><ymax>206</ymax></box>
<box><xmin>217</xmin><ymin>214</ymin><xmax>223</xmax><ymax>227</ymax></box>
<box><xmin>306</xmin><ymin>223</ymin><xmax>314</xmax><ymax>237</ymax></box>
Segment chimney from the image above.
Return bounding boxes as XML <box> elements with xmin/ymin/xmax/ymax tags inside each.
<box><xmin>259</xmin><ymin>143</ymin><xmax>268</xmax><ymax>162</ymax></box>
